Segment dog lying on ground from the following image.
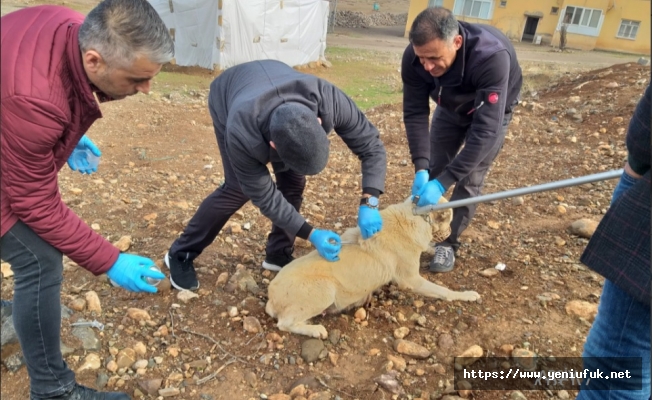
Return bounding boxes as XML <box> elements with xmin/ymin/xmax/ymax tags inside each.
<box><xmin>265</xmin><ymin>197</ymin><xmax>481</xmax><ymax>339</ymax></box>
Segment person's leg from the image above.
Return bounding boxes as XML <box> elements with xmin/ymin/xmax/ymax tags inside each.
<box><xmin>166</xmin><ymin>121</ymin><xmax>249</xmax><ymax>289</ymax></box>
<box><xmin>576</xmin><ymin>280</ymin><xmax>650</xmax><ymax>400</ymax></box>
<box><xmin>262</xmin><ymin>168</ymin><xmax>306</xmax><ymax>271</ymax></box>
<box><xmin>426</xmin><ymin>108</ymin><xmax>468</xmax><ymax>272</ymax></box>
<box><xmin>439</xmin><ymin>113</ymin><xmax>511</xmax><ymax>252</ymax></box>
<box><xmin>0</xmin><ymin>221</ymin><xmax>75</xmax><ymax>398</ymax></box>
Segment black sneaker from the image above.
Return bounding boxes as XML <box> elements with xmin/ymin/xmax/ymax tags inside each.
<box><xmin>164</xmin><ymin>252</ymin><xmax>199</xmax><ymax>290</ymax></box>
<box><xmin>429</xmin><ymin>245</ymin><xmax>455</xmax><ymax>273</ymax></box>
<box><xmin>262</xmin><ymin>251</ymin><xmax>295</xmax><ymax>272</ymax></box>
<box><xmin>32</xmin><ymin>384</ymin><xmax>131</xmax><ymax>400</ymax></box>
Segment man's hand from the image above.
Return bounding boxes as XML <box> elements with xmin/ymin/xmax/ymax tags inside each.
<box><xmin>106</xmin><ymin>253</ymin><xmax>165</xmax><ymax>293</ymax></box>
<box><xmin>416</xmin><ymin>179</ymin><xmax>445</xmax><ymax>207</ymax></box>
<box><xmin>411</xmin><ymin>170</ymin><xmax>429</xmax><ymax>197</ymax></box>
<box><xmin>358</xmin><ymin>205</ymin><xmax>383</xmax><ymax>239</ymax></box>
<box><xmin>68</xmin><ymin>135</ymin><xmax>101</xmax><ymax>174</ymax></box>
<box><xmin>309</xmin><ymin>229</ymin><xmax>341</xmax><ymax>261</ymax></box>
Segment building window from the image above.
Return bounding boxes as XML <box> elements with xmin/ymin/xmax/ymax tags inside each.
<box><xmin>428</xmin><ymin>0</ymin><xmax>444</xmax><ymax>7</ymax></box>
<box><xmin>452</xmin><ymin>0</ymin><xmax>494</xmax><ymax>20</ymax></box>
<box><xmin>499</xmin><ymin>1</ymin><xmax>507</xmax><ymax>7</ymax></box>
<box><xmin>617</xmin><ymin>20</ymin><xmax>640</xmax><ymax>39</ymax></box>
<box><xmin>551</xmin><ymin>7</ymin><xmax>559</xmax><ymax>15</ymax></box>
<box><xmin>563</xmin><ymin>6</ymin><xmax>602</xmax><ymax>28</ymax></box>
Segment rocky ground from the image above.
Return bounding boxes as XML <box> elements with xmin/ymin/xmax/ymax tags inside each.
<box><xmin>1</xmin><ymin>59</ymin><xmax>649</xmax><ymax>400</ymax></box>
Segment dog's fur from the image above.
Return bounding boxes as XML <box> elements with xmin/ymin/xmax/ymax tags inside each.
<box><xmin>265</xmin><ymin>197</ymin><xmax>481</xmax><ymax>339</ymax></box>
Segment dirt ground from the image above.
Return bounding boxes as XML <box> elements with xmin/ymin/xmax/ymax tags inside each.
<box><xmin>1</xmin><ymin>1</ymin><xmax>650</xmax><ymax>400</ymax></box>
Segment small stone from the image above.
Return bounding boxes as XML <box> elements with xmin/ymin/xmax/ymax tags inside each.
<box><xmin>138</xmin><ymin>378</ymin><xmax>162</xmax><ymax>396</ymax></box>
<box><xmin>565</xmin><ymin>300</ymin><xmax>598</xmax><ymax>322</ymax></box>
<box><xmin>557</xmin><ymin>205</ymin><xmax>567</xmax><ymax>214</ymax></box>
<box><xmin>116</xmin><ymin>348</ymin><xmax>136</xmax><ymax>369</ymax></box>
<box><xmin>328</xmin><ymin>329</ymin><xmax>341</xmax><ymax>345</ymax></box>
<box><xmin>106</xmin><ymin>360</ymin><xmax>118</xmax><ymax>373</ymax></box>
<box><xmin>177</xmin><ymin>290</ymin><xmax>199</xmax><ymax>303</ymax></box>
<box><xmin>393</xmin><ymin>339</ymin><xmax>431</xmax><ymax>359</ymax></box>
<box><xmin>479</xmin><ymin>268</ymin><xmax>499</xmax><ymax>277</ymax></box>
<box><xmin>69</xmin><ymin>298</ymin><xmax>86</xmax><ymax>312</ymax></box>
<box><xmin>289</xmin><ymin>384</ymin><xmax>307</xmax><ymax>398</ymax></box>
<box><xmin>456</xmin><ymin>345</ymin><xmax>483</xmax><ymax>366</ymax></box>
<box><xmin>554</xmin><ymin>237</ymin><xmax>566</xmax><ymax>246</ymax></box>
<box><xmin>558</xmin><ymin>390</ymin><xmax>570</xmax><ymax>399</ymax></box>
<box><xmin>1</xmin><ymin>262</ymin><xmax>14</xmax><ymax>279</ymax></box>
<box><xmin>570</xmin><ymin>219</ymin><xmax>598</xmax><ymax>238</ymax></box>
<box><xmin>126</xmin><ymin>308</ymin><xmax>151</xmax><ymax>321</ymax></box>
<box><xmin>133</xmin><ymin>342</ymin><xmax>147</xmax><ymax>356</ymax></box>
<box><xmin>76</xmin><ymin>353</ymin><xmax>101</xmax><ymax>372</ymax></box>
<box><xmin>512</xmin><ymin>197</ymin><xmax>524</xmax><ymax>206</ymax></box>
<box><xmin>216</xmin><ymin>272</ymin><xmax>229</xmax><ymax>285</ymax></box>
<box><xmin>243</xmin><ymin>316</ymin><xmax>263</xmax><ymax>333</ymax></box>
<box><xmin>132</xmin><ymin>359</ymin><xmax>148</xmax><ymax>370</ymax></box>
<box><xmin>386</xmin><ymin>354</ymin><xmax>406</xmax><ymax>371</ymax></box>
<box><xmin>301</xmin><ymin>339</ymin><xmax>325</xmax><ymax>363</ymax></box>
<box><xmin>500</xmin><ymin>344</ymin><xmax>514</xmax><ymax>355</ymax></box>
<box><xmin>328</xmin><ymin>352</ymin><xmax>339</xmax><ymax>366</ymax></box>
<box><xmin>159</xmin><ymin>387</ymin><xmax>181</xmax><ymax>397</ymax></box>
<box><xmin>227</xmin><ymin>306</ymin><xmax>238</xmax><ymax>317</ymax></box>
<box><xmin>511</xmin><ymin>390</ymin><xmax>527</xmax><ymax>400</ymax></box>
<box><xmin>354</xmin><ymin>308</ymin><xmax>366</xmax><ymax>322</ymax></box>
<box><xmin>512</xmin><ymin>348</ymin><xmax>537</xmax><ymax>370</ymax></box>
<box><xmin>85</xmin><ymin>291</ymin><xmax>101</xmax><ymax>314</ymax></box>
<box><xmin>393</xmin><ymin>327</ymin><xmax>410</xmax><ymax>339</ymax></box>
<box><xmin>112</xmin><ymin>236</ymin><xmax>132</xmax><ymax>251</ymax></box>
<box><xmin>368</xmin><ymin>348</ymin><xmax>381</xmax><ymax>356</ymax></box>
<box><xmin>230</xmin><ymin>222</ymin><xmax>242</xmax><ymax>234</ymax></box>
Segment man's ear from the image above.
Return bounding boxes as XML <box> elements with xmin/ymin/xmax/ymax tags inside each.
<box><xmin>453</xmin><ymin>34</ymin><xmax>463</xmax><ymax>51</ymax></box>
<box><xmin>82</xmin><ymin>49</ymin><xmax>105</xmax><ymax>74</ymax></box>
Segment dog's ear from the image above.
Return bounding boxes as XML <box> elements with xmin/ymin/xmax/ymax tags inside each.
<box><xmin>429</xmin><ymin>197</ymin><xmax>453</xmax><ymax>241</ymax></box>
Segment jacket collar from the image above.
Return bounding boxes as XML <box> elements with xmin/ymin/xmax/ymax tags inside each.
<box><xmin>66</xmin><ymin>23</ymin><xmax>115</xmax><ymax>107</ymax></box>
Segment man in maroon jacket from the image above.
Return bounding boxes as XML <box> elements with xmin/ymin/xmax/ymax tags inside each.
<box><xmin>0</xmin><ymin>1</ymin><xmax>173</xmax><ymax>399</ymax></box>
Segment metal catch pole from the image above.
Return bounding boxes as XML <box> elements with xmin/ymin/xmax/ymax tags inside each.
<box><xmin>413</xmin><ymin>169</ymin><xmax>624</xmax><ymax>214</ymax></box>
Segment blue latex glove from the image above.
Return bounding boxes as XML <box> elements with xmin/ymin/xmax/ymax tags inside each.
<box><xmin>309</xmin><ymin>229</ymin><xmax>341</xmax><ymax>262</ymax></box>
<box><xmin>358</xmin><ymin>205</ymin><xmax>383</xmax><ymax>239</ymax></box>
<box><xmin>106</xmin><ymin>253</ymin><xmax>165</xmax><ymax>293</ymax></box>
<box><xmin>411</xmin><ymin>170</ymin><xmax>429</xmax><ymax>197</ymax></box>
<box><xmin>68</xmin><ymin>135</ymin><xmax>101</xmax><ymax>174</ymax></box>
<box><xmin>611</xmin><ymin>171</ymin><xmax>639</xmax><ymax>205</ymax></box>
<box><xmin>416</xmin><ymin>179</ymin><xmax>446</xmax><ymax>207</ymax></box>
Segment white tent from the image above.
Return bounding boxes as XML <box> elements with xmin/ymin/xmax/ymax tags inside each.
<box><xmin>150</xmin><ymin>0</ymin><xmax>330</xmax><ymax>70</ymax></box>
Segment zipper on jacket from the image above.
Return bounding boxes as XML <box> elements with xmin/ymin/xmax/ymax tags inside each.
<box><xmin>437</xmin><ymin>86</ymin><xmax>443</xmax><ymax>105</ymax></box>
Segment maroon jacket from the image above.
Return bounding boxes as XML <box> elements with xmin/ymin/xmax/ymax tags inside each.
<box><xmin>1</xmin><ymin>6</ymin><xmax>119</xmax><ymax>274</ymax></box>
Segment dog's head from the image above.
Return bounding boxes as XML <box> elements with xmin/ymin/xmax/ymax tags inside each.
<box><xmin>425</xmin><ymin>198</ymin><xmax>453</xmax><ymax>242</ymax></box>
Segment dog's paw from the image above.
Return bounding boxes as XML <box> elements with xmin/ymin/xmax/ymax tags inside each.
<box><xmin>457</xmin><ymin>290</ymin><xmax>481</xmax><ymax>302</ymax></box>
<box><xmin>316</xmin><ymin>325</ymin><xmax>328</xmax><ymax>340</ymax></box>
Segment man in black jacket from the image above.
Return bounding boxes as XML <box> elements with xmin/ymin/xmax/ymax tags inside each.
<box><xmin>164</xmin><ymin>60</ymin><xmax>387</xmax><ymax>290</ymax></box>
<box><xmin>402</xmin><ymin>7</ymin><xmax>522</xmax><ymax>273</ymax></box>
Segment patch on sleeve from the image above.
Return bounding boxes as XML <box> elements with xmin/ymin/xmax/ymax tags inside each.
<box><xmin>487</xmin><ymin>92</ymin><xmax>499</xmax><ymax>104</ymax></box>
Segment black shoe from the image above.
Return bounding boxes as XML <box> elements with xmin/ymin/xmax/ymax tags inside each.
<box><xmin>262</xmin><ymin>251</ymin><xmax>295</xmax><ymax>272</ymax></box>
<box><xmin>164</xmin><ymin>252</ymin><xmax>199</xmax><ymax>290</ymax></box>
<box><xmin>429</xmin><ymin>245</ymin><xmax>455</xmax><ymax>273</ymax></box>
<box><xmin>33</xmin><ymin>384</ymin><xmax>131</xmax><ymax>400</ymax></box>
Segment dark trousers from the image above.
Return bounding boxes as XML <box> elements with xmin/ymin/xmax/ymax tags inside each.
<box><xmin>169</xmin><ymin>123</ymin><xmax>306</xmax><ymax>260</ymax></box>
<box><xmin>429</xmin><ymin>107</ymin><xmax>513</xmax><ymax>252</ymax></box>
<box><xmin>0</xmin><ymin>221</ymin><xmax>76</xmax><ymax>398</ymax></box>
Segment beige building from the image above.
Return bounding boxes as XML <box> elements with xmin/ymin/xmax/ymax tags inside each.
<box><xmin>406</xmin><ymin>0</ymin><xmax>650</xmax><ymax>54</ymax></box>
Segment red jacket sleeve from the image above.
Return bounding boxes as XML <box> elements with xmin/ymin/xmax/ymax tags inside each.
<box><xmin>1</xmin><ymin>96</ymin><xmax>119</xmax><ymax>274</ymax></box>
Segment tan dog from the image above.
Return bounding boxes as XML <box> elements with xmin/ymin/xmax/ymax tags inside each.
<box><xmin>265</xmin><ymin>197</ymin><xmax>481</xmax><ymax>339</ymax></box>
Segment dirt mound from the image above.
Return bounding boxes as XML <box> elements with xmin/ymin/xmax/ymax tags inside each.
<box><xmin>332</xmin><ymin>10</ymin><xmax>407</xmax><ymax>28</ymax></box>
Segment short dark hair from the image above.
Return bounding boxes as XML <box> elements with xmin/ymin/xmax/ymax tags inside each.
<box><xmin>79</xmin><ymin>0</ymin><xmax>174</xmax><ymax>68</ymax></box>
<box><xmin>409</xmin><ymin>7</ymin><xmax>459</xmax><ymax>46</ymax></box>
